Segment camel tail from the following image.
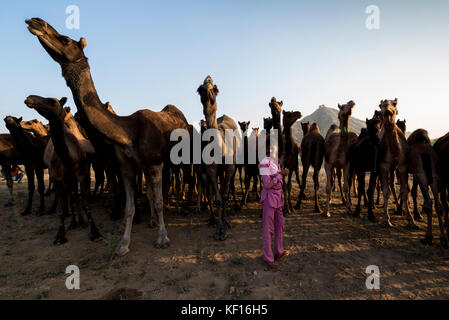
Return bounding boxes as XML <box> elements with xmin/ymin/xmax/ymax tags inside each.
<box><xmin>422</xmin><ymin>152</ymin><xmax>433</xmax><ymax>185</ymax></box>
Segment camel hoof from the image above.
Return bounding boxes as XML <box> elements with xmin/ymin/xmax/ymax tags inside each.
<box><xmin>224</xmin><ymin>220</ymin><xmax>232</xmax><ymax>229</ymax></box>
<box><xmin>414</xmin><ymin>212</ymin><xmax>424</xmax><ymax>221</ymax></box>
<box><xmin>53</xmin><ymin>236</ymin><xmax>68</xmax><ymax>246</ymax></box>
<box><xmin>68</xmin><ymin>221</ymin><xmax>78</xmax><ymax>230</ymax></box>
<box><xmin>21</xmin><ymin>209</ymin><xmax>31</xmax><ymax>216</ymax></box>
<box><xmin>115</xmin><ymin>245</ymin><xmax>130</xmax><ymax>257</ymax></box>
<box><xmin>35</xmin><ymin>208</ymin><xmax>46</xmax><ymax>216</ymax></box>
<box><xmin>420</xmin><ymin>237</ymin><xmax>433</xmax><ymax>246</ymax></box>
<box><xmin>148</xmin><ymin>219</ymin><xmax>157</xmax><ymax>229</ymax></box>
<box><xmin>78</xmin><ymin>220</ymin><xmax>88</xmax><ymax>229</ymax></box>
<box><xmin>321</xmin><ymin>212</ymin><xmax>331</xmax><ymax>218</ymax></box>
<box><xmin>154</xmin><ymin>238</ymin><xmax>170</xmax><ymax>249</ymax></box>
<box><xmin>294</xmin><ymin>202</ymin><xmax>301</xmax><ymax>210</ymax></box>
<box><xmin>407</xmin><ymin>222</ymin><xmax>420</xmax><ymax>230</ymax></box>
<box><xmin>368</xmin><ymin>214</ymin><xmax>376</xmax><ymax>222</ymax></box>
<box><xmin>89</xmin><ymin>227</ymin><xmax>102</xmax><ymax>242</ymax></box>
<box><xmin>214</xmin><ymin>229</ymin><xmax>227</xmax><ymax>241</ymax></box>
<box><xmin>440</xmin><ymin>236</ymin><xmax>449</xmax><ymax>249</ymax></box>
<box><xmin>384</xmin><ymin>221</ymin><xmax>394</xmax><ymax>228</ymax></box>
<box><xmin>314</xmin><ymin>207</ymin><xmax>322</xmax><ymax>214</ymax></box>
<box><xmin>5</xmin><ymin>201</ymin><xmax>14</xmax><ymax>207</ymax></box>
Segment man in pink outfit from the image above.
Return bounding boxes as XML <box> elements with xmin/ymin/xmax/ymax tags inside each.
<box><xmin>259</xmin><ymin>148</ymin><xmax>290</xmax><ymax>270</ymax></box>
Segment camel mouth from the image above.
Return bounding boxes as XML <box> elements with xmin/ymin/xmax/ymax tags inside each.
<box><xmin>26</xmin><ymin>18</ymin><xmax>48</xmax><ymax>37</ymax></box>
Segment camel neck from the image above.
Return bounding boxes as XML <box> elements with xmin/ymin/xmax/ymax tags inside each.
<box><xmin>339</xmin><ymin>119</ymin><xmax>350</xmax><ymax>145</ymax></box>
<box><xmin>284</xmin><ymin>125</ymin><xmax>295</xmax><ymax>155</ymax></box>
<box><xmin>61</xmin><ymin>60</ymin><xmax>132</xmax><ymax>146</ymax></box>
<box><xmin>48</xmin><ymin>117</ymin><xmax>73</xmax><ymax>166</ymax></box>
<box><xmin>204</xmin><ymin>105</ymin><xmax>218</xmax><ymax>129</ymax></box>
<box><xmin>8</xmin><ymin>126</ymin><xmax>33</xmax><ymax>151</ymax></box>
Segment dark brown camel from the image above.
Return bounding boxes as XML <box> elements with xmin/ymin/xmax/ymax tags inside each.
<box><xmin>296</xmin><ymin>122</ymin><xmax>324</xmax><ymax>212</ymax></box>
<box><xmin>348</xmin><ymin>117</ymin><xmax>381</xmax><ymax>220</ymax></box>
<box><xmin>26</xmin><ymin>18</ymin><xmax>190</xmax><ymax>255</ymax></box>
<box><xmin>0</xmin><ymin>134</ymin><xmax>24</xmax><ymax>206</ymax></box>
<box><xmin>433</xmin><ymin>132</ymin><xmax>449</xmax><ymax>238</ymax></box>
<box><xmin>197</xmin><ymin>76</ymin><xmax>239</xmax><ymax>241</ymax></box>
<box><xmin>4</xmin><ymin>116</ymin><xmax>49</xmax><ymax>216</ymax></box>
<box><xmin>325</xmin><ymin>124</ymin><xmax>344</xmax><ymax>203</ymax></box>
<box><xmin>377</xmin><ymin>99</ymin><xmax>417</xmax><ymax>228</ymax></box>
<box><xmin>25</xmin><ymin>95</ymin><xmax>101</xmax><ymax>244</ymax></box>
<box><xmin>323</xmin><ymin>101</ymin><xmax>358</xmax><ymax>217</ymax></box>
<box><xmin>407</xmin><ymin>129</ymin><xmax>447</xmax><ymax>247</ymax></box>
<box><xmin>282</xmin><ymin>110</ymin><xmax>302</xmax><ymax>213</ymax></box>
<box><xmin>239</xmin><ymin>121</ymin><xmax>260</xmax><ymax>205</ymax></box>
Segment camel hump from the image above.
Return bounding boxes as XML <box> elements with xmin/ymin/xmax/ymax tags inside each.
<box><xmin>162</xmin><ymin>104</ymin><xmax>188</xmax><ymax>124</ymax></box>
<box><xmin>309</xmin><ymin>123</ymin><xmax>321</xmax><ymax>135</ymax></box>
<box><xmin>217</xmin><ymin>114</ymin><xmax>238</xmax><ymax>130</ymax></box>
<box><xmin>407</xmin><ymin>129</ymin><xmax>431</xmax><ymax>145</ymax></box>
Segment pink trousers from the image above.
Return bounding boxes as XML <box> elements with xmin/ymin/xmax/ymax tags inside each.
<box><xmin>262</xmin><ymin>202</ymin><xmax>285</xmax><ymax>263</ymax></box>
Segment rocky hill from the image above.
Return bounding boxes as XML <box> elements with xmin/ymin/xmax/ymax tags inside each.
<box><xmin>292</xmin><ymin>105</ymin><xmax>366</xmax><ymax>143</ymax></box>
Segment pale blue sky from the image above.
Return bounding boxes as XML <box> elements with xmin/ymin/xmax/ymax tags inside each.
<box><xmin>1</xmin><ymin>0</ymin><xmax>448</xmax><ymax>137</ymax></box>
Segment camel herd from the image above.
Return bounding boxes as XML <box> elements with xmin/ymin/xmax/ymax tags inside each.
<box><xmin>1</xmin><ymin>18</ymin><xmax>448</xmax><ymax>258</ymax></box>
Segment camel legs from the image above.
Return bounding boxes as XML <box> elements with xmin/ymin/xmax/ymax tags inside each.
<box><xmin>79</xmin><ymin>169</ymin><xmax>101</xmax><ymax>241</ymax></box>
<box><xmin>411</xmin><ymin>178</ymin><xmax>423</xmax><ymax>220</ymax></box>
<box><xmin>242</xmin><ymin>169</ymin><xmax>251</xmax><ymax>206</ymax></box>
<box><xmin>367</xmin><ymin>172</ymin><xmax>378</xmax><ymax>221</ymax></box>
<box><xmin>54</xmin><ymin>181</ymin><xmax>68</xmax><ymax>245</ymax></box>
<box><xmin>354</xmin><ymin>170</ymin><xmax>365</xmax><ymax>217</ymax></box>
<box><xmin>313</xmin><ymin>167</ymin><xmax>321</xmax><ymax>213</ymax></box>
<box><xmin>296</xmin><ymin>162</ymin><xmax>309</xmax><ymax>210</ymax></box>
<box><xmin>207</xmin><ymin>165</ymin><xmax>226</xmax><ymax>240</ymax></box>
<box><xmin>35</xmin><ymin>165</ymin><xmax>46</xmax><ymax>216</ymax></box>
<box><xmin>380</xmin><ymin>164</ymin><xmax>393</xmax><ymax>227</ymax></box>
<box><xmin>398</xmin><ymin>164</ymin><xmax>418</xmax><ymax>228</ymax></box>
<box><xmin>115</xmin><ymin>149</ymin><xmax>137</xmax><ymax>256</ymax></box>
<box><xmin>343</xmin><ymin>163</ymin><xmax>352</xmax><ymax>215</ymax></box>
<box><xmin>323</xmin><ymin>162</ymin><xmax>333</xmax><ymax>218</ymax></box>
<box><xmin>286</xmin><ymin>169</ymin><xmax>294</xmax><ymax>213</ymax></box>
<box><xmin>22</xmin><ymin>164</ymin><xmax>35</xmax><ymax>216</ymax></box>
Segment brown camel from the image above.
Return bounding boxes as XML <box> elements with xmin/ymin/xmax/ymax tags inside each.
<box><xmin>433</xmin><ymin>132</ymin><xmax>449</xmax><ymax>238</ymax></box>
<box><xmin>282</xmin><ymin>110</ymin><xmax>302</xmax><ymax>213</ymax></box>
<box><xmin>377</xmin><ymin>98</ymin><xmax>417</xmax><ymax>228</ymax></box>
<box><xmin>0</xmin><ymin>134</ymin><xmax>25</xmax><ymax>206</ymax></box>
<box><xmin>197</xmin><ymin>76</ymin><xmax>239</xmax><ymax>240</ymax></box>
<box><xmin>26</xmin><ymin>18</ymin><xmax>190</xmax><ymax>255</ymax></box>
<box><xmin>4</xmin><ymin>116</ymin><xmax>49</xmax><ymax>216</ymax></box>
<box><xmin>25</xmin><ymin>95</ymin><xmax>101</xmax><ymax>244</ymax></box>
<box><xmin>407</xmin><ymin>129</ymin><xmax>447</xmax><ymax>247</ymax></box>
<box><xmin>238</xmin><ymin>121</ymin><xmax>250</xmax><ymax>200</ymax></box>
<box><xmin>323</xmin><ymin>100</ymin><xmax>358</xmax><ymax>217</ymax></box>
<box><xmin>296</xmin><ymin>122</ymin><xmax>325</xmax><ymax>212</ymax></box>
<box><xmin>238</xmin><ymin>122</ymin><xmax>260</xmax><ymax>206</ymax></box>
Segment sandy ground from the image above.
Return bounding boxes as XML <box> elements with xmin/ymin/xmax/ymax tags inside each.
<box><xmin>0</xmin><ymin>170</ymin><xmax>448</xmax><ymax>300</ymax></box>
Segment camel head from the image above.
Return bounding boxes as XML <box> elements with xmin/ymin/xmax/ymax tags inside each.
<box><xmin>396</xmin><ymin>119</ymin><xmax>406</xmax><ymax>134</ymax></box>
<box><xmin>379</xmin><ymin>98</ymin><xmax>398</xmax><ymax>126</ymax></box>
<box><xmin>282</xmin><ymin>110</ymin><xmax>302</xmax><ymax>128</ymax></box>
<box><xmin>252</xmin><ymin>128</ymin><xmax>259</xmax><ymax>136</ymax></box>
<box><xmin>25</xmin><ymin>18</ymin><xmax>86</xmax><ymax>64</ymax></box>
<box><xmin>20</xmin><ymin>119</ymin><xmax>50</xmax><ymax>137</ymax></box>
<box><xmin>366</xmin><ymin>117</ymin><xmax>381</xmax><ymax>136</ymax></box>
<box><xmin>25</xmin><ymin>95</ymin><xmax>68</xmax><ymax>121</ymax></box>
<box><xmin>197</xmin><ymin>76</ymin><xmax>219</xmax><ymax>119</ymax></box>
<box><xmin>238</xmin><ymin>121</ymin><xmax>250</xmax><ymax>133</ymax></box>
<box><xmin>337</xmin><ymin>100</ymin><xmax>355</xmax><ymax>128</ymax></box>
<box><xmin>301</xmin><ymin>122</ymin><xmax>310</xmax><ymax>135</ymax></box>
<box><xmin>372</xmin><ymin>110</ymin><xmax>382</xmax><ymax>123</ymax></box>
<box><xmin>263</xmin><ymin>117</ymin><xmax>273</xmax><ymax>131</ymax></box>
<box><xmin>4</xmin><ymin>116</ymin><xmax>23</xmax><ymax>133</ymax></box>
<box><xmin>269</xmin><ymin>97</ymin><xmax>283</xmax><ymax>118</ymax></box>
<box><xmin>199</xmin><ymin>119</ymin><xmax>208</xmax><ymax>134</ymax></box>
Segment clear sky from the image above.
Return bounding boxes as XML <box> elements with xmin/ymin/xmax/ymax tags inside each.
<box><xmin>1</xmin><ymin>0</ymin><xmax>448</xmax><ymax>138</ymax></box>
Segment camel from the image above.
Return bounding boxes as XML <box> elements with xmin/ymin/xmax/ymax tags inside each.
<box><xmin>197</xmin><ymin>75</ymin><xmax>239</xmax><ymax>240</ymax></box>
<box><xmin>282</xmin><ymin>110</ymin><xmax>302</xmax><ymax>213</ymax></box>
<box><xmin>377</xmin><ymin>99</ymin><xmax>417</xmax><ymax>228</ymax></box>
<box><xmin>406</xmin><ymin>129</ymin><xmax>447</xmax><ymax>247</ymax></box>
<box><xmin>242</xmin><ymin>127</ymin><xmax>261</xmax><ymax>205</ymax></box>
<box><xmin>26</xmin><ymin>18</ymin><xmax>190</xmax><ymax>255</ymax></box>
<box><xmin>0</xmin><ymin>134</ymin><xmax>24</xmax><ymax>206</ymax></box>
<box><xmin>296</xmin><ymin>122</ymin><xmax>325</xmax><ymax>212</ymax></box>
<box><xmin>348</xmin><ymin>117</ymin><xmax>381</xmax><ymax>220</ymax></box>
<box><xmin>323</xmin><ymin>100</ymin><xmax>358</xmax><ymax>217</ymax></box>
<box><xmin>238</xmin><ymin>121</ymin><xmax>250</xmax><ymax>200</ymax></box>
<box><xmin>25</xmin><ymin>95</ymin><xmax>101</xmax><ymax>244</ymax></box>
<box><xmin>433</xmin><ymin>132</ymin><xmax>449</xmax><ymax>237</ymax></box>
<box><xmin>4</xmin><ymin>116</ymin><xmax>49</xmax><ymax>215</ymax></box>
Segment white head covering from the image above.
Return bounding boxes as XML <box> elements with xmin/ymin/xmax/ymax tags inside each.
<box><xmin>259</xmin><ymin>157</ymin><xmax>280</xmax><ymax>176</ymax></box>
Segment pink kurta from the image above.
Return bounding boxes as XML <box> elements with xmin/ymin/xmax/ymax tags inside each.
<box><xmin>259</xmin><ymin>157</ymin><xmax>285</xmax><ymax>264</ymax></box>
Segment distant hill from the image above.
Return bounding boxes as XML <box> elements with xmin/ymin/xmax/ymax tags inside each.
<box><xmin>292</xmin><ymin>105</ymin><xmax>366</xmax><ymax>144</ymax></box>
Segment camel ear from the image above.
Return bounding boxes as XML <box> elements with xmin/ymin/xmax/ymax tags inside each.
<box><xmin>404</xmin><ymin>119</ymin><xmax>406</xmax><ymax>123</ymax></box>
<box><xmin>64</xmin><ymin>106</ymin><xmax>71</xmax><ymax>114</ymax></box>
<box><xmin>366</xmin><ymin>118</ymin><xmax>369</xmax><ymax>123</ymax></box>
<box><xmin>248</xmin><ymin>121</ymin><xmax>250</xmax><ymax>126</ymax></box>
<box><xmin>18</xmin><ymin>117</ymin><xmax>23</xmax><ymax>123</ymax></box>
<box><xmin>280</xmin><ymin>100</ymin><xmax>283</xmax><ymax>107</ymax></box>
<box><xmin>338</xmin><ymin>104</ymin><xmax>342</xmax><ymax>109</ymax></box>
<box><xmin>79</xmin><ymin>37</ymin><xmax>87</xmax><ymax>49</ymax></box>
<box><xmin>238</xmin><ymin>121</ymin><xmax>242</xmax><ymax>125</ymax></box>
<box><xmin>59</xmin><ymin>97</ymin><xmax>68</xmax><ymax>107</ymax></box>
<box><xmin>393</xmin><ymin>98</ymin><xmax>398</xmax><ymax>106</ymax></box>
<box><xmin>282</xmin><ymin>110</ymin><xmax>285</xmax><ymax>115</ymax></box>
